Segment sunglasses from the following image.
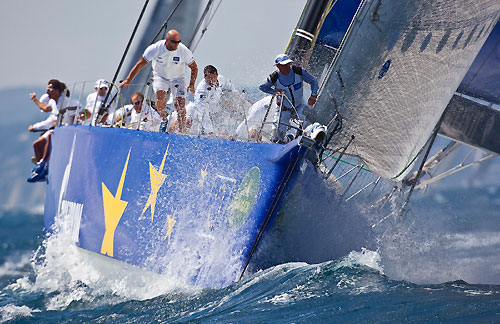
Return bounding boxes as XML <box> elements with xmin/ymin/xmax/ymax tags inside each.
<box><xmin>133</xmin><ymin>100</ymin><xmax>143</xmax><ymax>106</ymax></box>
<box><xmin>169</xmin><ymin>39</ymin><xmax>181</xmax><ymax>44</ymax></box>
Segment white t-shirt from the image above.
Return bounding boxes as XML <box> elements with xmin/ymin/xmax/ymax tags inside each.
<box><xmin>34</xmin><ymin>94</ymin><xmax>79</xmax><ymax>128</ymax></box>
<box><xmin>86</xmin><ymin>92</ymin><xmax>112</xmax><ymax>125</ymax></box>
<box><xmin>39</xmin><ymin>93</ymin><xmax>50</xmax><ymax>105</ymax></box>
<box><xmin>235</xmin><ymin>96</ymin><xmax>276</xmax><ymax>140</ymax></box>
<box><xmin>193</xmin><ymin>75</ymin><xmax>234</xmax><ymax>109</ymax></box>
<box><xmin>143</xmin><ymin>40</ymin><xmax>194</xmax><ymax>80</ymax></box>
<box><xmin>187</xmin><ymin>75</ymin><xmax>241</xmax><ymax>134</ymax></box>
<box><xmin>110</xmin><ymin>103</ymin><xmax>161</xmax><ymax>131</ymax></box>
<box><xmin>32</xmin><ymin>94</ymin><xmax>56</xmax><ymax>131</ymax></box>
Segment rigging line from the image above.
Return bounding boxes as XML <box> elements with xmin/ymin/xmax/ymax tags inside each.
<box><xmin>326</xmin><ymin>156</ymin><xmax>371</xmax><ymax>172</ymax></box>
<box><xmin>400</xmin><ymin>111</ymin><xmax>446</xmax><ymax>214</ymax></box>
<box><xmin>191</xmin><ymin>0</ymin><xmax>223</xmax><ymax>53</ymax></box>
<box><xmin>258</xmin><ymin>94</ymin><xmax>276</xmax><ymax>140</ymax></box>
<box><xmin>415</xmin><ymin>153</ymin><xmax>496</xmax><ymax>189</ymax></box>
<box><xmin>102</xmin><ymin>0</ymin><xmax>150</xmax><ymax>112</ymax></box>
<box><xmin>317</xmin><ymin>0</ymin><xmax>367</xmax><ymax>95</ymax></box>
<box><xmin>188</xmin><ymin>0</ymin><xmax>215</xmax><ymax>50</ymax></box>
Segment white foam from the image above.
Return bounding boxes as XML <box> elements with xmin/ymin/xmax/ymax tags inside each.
<box><xmin>0</xmin><ymin>304</ymin><xmax>40</xmax><ymax>323</ymax></box>
<box><xmin>341</xmin><ymin>248</ymin><xmax>384</xmax><ymax>274</ymax></box>
<box><xmin>0</xmin><ymin>253</ymin><xmax>31</xmax><ymax>278</ymax></box>
<box><xmin>17</xmin><ymin>209</ymin><xmax>200</xmax><ymax>311</ymax></box>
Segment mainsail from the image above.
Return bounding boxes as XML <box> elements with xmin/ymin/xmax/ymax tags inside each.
<box><xmin>121</xmin><ymin>0</ymin><xmax>201</xmax><ymax>95</ymax></box>
<box><xmin>438</xmin><ymin>21</ymin><xmax>500</xmax><ymax>154</ymax></box>
<box><xmin>313</xmin><ymin>0</ymin><xmax>500</xmax><ymax>180</ymax></box>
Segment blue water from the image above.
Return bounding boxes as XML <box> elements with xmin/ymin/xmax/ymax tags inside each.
<box><xmin>1</xmin><ymin>185</ymin><xmax>500</xmax><ymax>323</ymax></box>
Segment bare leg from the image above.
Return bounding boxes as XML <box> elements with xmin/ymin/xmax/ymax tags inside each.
<box><xmin>41</xmin><ymin>131</ymin><xmax>52</xmax><ymax>163</ymax></box>
<box><xmin>33</xmin><ymin>136</ymin><xmax>47</xmax><ymax>163</ymax></box>
<box><xmin>175</xmin><ymin>97</ymin><xmax>186</xmax><ymax>133</ymax></box>
<box><xmin>156</xmin><ymin>90</ymin><xmax>168</xmax><ymax>119</ymax></box>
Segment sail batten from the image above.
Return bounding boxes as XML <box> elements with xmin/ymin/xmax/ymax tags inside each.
<box><xmin>314</xmin><ymin>0</ymin><xmax>500</xmax><ymax>180</ymax></box>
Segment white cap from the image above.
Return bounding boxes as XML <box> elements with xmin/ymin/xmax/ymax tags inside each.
<box><xmin>274</xmin><ymin>54</ymin><xmax>293</xmax><ymax>66</ymax></box>
<box><xmin>95</xmin><ymin>79</ymin><xmax>109</xmax><ymax>89</ymax></box>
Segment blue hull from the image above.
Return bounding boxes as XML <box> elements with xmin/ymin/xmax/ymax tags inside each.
<box><xmin>43</xmin><ymin>125</ymin><xmax>306</xmax><ymax>288</ymax></box>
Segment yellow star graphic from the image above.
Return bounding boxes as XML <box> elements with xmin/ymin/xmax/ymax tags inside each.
<box><xmin>165</xmin><ymin>215</ymin><xmax>176</xmax><ymax>243</ymax></box>
<box><xmin>199</xmin><ymin>165</ymin><xmax>208</xmax><ymax>187</ymax></box>
<box><xmin>141</xmin><ymin>145</ymin><xmax>169</xmax><ymax>222</ymax></box>
<box><xmin>101</xmin><ymin>149</ymin><xmax>131</xmax><ymax>257</ymax></box>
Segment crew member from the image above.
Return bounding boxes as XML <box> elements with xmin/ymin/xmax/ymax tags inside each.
<box><xmin>185</xmin><ymin>65</ymin><xmax>240</xmax><ymax>135</ymax></box>
<box><xmin>259</xmin><ymin>54</ymin><xmax>319</xmax><ymax>142</ymax></box>
<box><xmin>109</xmin><ymin>92</ymin><xmax>161</xmax><ymax>131</ymax></box>
<box><xmin>120</xmin><ymin>29</ymin><xmax>198</xmax><ymax>133</ymax></box>
<box><xmin>86</xmin><ymin>79</ymin><xmax>111</xmax><ymax>125</ymax></box>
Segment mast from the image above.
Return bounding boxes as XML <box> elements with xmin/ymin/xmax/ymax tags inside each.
<box><xmin>286</xmin><ymin>0</ymin><xmax>331</xmax><ymax>67</ymax></box>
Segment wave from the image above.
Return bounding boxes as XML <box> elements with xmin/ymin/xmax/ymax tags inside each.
<box><xmin>0</xmin><ymin>304</ymin><xmax>40</xmax><ymax>323</ymax></box>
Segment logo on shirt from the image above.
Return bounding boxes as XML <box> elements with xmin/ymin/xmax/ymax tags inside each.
<box><xmin>173</xmin><ymin>56</ymin><xmax>180</xmax><ymax>64</ymax></box>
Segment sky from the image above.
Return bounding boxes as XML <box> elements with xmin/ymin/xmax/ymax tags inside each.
<box><xmin>0</xmin><ymin>0</ymin><xmax>306</xmax><ymax>92</ymax></box>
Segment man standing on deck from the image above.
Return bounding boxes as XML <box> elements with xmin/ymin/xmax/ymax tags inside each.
<box><xmin>259</xmin><ymin>54</ymin><xmax>319</xmax><ymax>143</ymax></box>
<box><xmin>119</xmin><ymin>29</ymin><xmax>198</xmax><ymax>133</ymax></box>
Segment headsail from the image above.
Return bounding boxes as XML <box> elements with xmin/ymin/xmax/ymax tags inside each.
<box><xmin>314</xmin><ymin>0</ymin><xmax>500</xmax><ymax>180</ymax></box>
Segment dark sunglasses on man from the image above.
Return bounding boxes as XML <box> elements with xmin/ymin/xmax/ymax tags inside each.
<box><xmin>133</xmin><ymin>100</ymin><xmax>143</xmax><ymax>106</ymax></box>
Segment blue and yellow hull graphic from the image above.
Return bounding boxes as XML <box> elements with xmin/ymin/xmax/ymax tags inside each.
<box><xmin>44</xmin><ymin>125</ymin><xmax>305</xmax><ymax>288</ymax></box>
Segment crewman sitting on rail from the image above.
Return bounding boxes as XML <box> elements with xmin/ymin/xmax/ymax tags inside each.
<box><xmin>108</xmin><ymin>92</ymin><xmax>162</xmax><ymax>132</ymax></box>
<box><xmin>28</xmin><ymin>90</ymin><xmax>54</xmax><ymax>165</ymax></box>
<box><xmin>28</xmin><ymin>79</ymin><xmax>80</xmax><ymax>183</ymax></box>
<box><xmin>85</xmin><ymin>79</ymin><xmax>111</xmax><ymax>125</ymax></box>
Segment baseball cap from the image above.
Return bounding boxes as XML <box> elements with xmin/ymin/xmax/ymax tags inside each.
<box><xmin>95</xmin><ymin>79</ymin><xmax>109</xmax><ymax>89</ymax></box>
<box><xmin>274</xmin><ymin>54</ymin><xmax>293</xmax><ymax>66</ymax></box>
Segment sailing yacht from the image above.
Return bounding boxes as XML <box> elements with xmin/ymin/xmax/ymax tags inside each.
<box><xmin>42</xmin><ymin>0</ymin><xmax>500</xmax><ymax>288</ymax></box>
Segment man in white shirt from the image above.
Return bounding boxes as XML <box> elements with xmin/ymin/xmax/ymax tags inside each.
<box><xmin>177</xmin><ymin>64</ymin><xmax>250</xmax><ymax>137</ymax></box>
<box><xmin>28</xmin><ymin>90</ymin><xmax>53</xmax><ymax>164</ymax></box>
<box><xmin>86</xmin><ymin>79</ymin><xmax>111</xmax><ymax>125</ymax></box>
<box><xmin>186</xmin><ymin>65</ymin><xmax>236</xmax><ymax>135</ymax></box>
<box><xmin>109</xmin><ymin>92</ymin><xmax>162</xmax><ymax>132</ymax></box>
<box><xmin>119</xmin><ymin>29</ymin><xmax>198</xmax><ymax>133</ymax></box>
<box><xmin>28</xmin><ymin>79</ymin><xmax>80</xmax><ymax>182</ymax></box>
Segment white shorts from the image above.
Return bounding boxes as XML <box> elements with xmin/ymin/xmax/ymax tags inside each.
<box><xmin>41</xmin><ymin>129</ymin><xmax>53</xmax><ymax>140</ymax></box>
<box><xmin>153</xmin><ymin>77</ymin><xmax>186</xmax><ymax>98</ymax></box>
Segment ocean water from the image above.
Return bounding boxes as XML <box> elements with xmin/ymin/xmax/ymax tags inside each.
<box><xmin>1</xmin><ymin>89</ymin><xmax>500</xmax><ymax>323</ymax></box>
<box><xmin>1</xmin><ymin>182</ymin><xmax>500</xmax><ymax>323</ymax></box>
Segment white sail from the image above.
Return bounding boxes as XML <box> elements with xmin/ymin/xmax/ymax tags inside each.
<box><xmin>315</xmin><ymin>0</ymin><xmax>500</xmax><ymax>180</ymax></box>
